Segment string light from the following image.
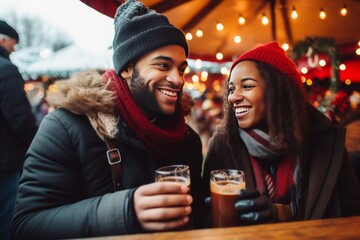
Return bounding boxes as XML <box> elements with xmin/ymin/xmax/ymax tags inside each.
<box><xmin>216</xmin><ymin>22</ymin><xmax>224</xmax><ymax>31</ymax></box>
<box><xmin>319</xmin><ymin>59</ymin><xmax>326</xmax><ymax>67</ymax></box>
<box><xmin>339</xmin><ymin>64</ymin><xmax>346</xmax><ymax>70</ymax></box>
<box><xmin>282</xmin><ymin>43</ymin><xmax>289</xmax><ymax>51</ymax></box>
<box><xmin>301</xmin><ymin>67</ymin><xmax>308</xmax><ymax>74</ymax></box>
<box><xmin>185</xmin><ymin>32</ymin><xmax>193</xmax><ymax>40</ymax></box>
<box><xmin>261</xmin><ymin>13</ymin><xmax>269</xmax><ymax>25</ymax></box>
<box><xmin>201</xmin><ymin>71</ymin><xmax>208</xmax><ymax>81</ymax></box>
<box><xmin>291</xmin><ymin>6</ymin><xmax>298</xmax><ymax>19</ymax></box>
<box><xmin>192</xmin><ymin>75</ymin><xmax>199</xmax><ymax>82</ymax></box>
<box><xmin>238</xmin><ymin>14</ymin><xmax>245</xmax><ymax>25</ymax></box>
<box><xmin>220</xmin><ymin>67</ymin><xmax>229</xmax><ymax>75</ymax></box>
<box><xmin>216</xmin><ymin>52</ymin><xmax>224</xmax><ymax>60</ymax></box>
<box><xmin>306</xmin><ymin>79</ymin><xmax>313</xmax><ymax>86</ymax></box>
<box><xmin>195</xmin><ymin>59</ymin><xmax>202</xmax><ymax>69</ymax></box>
<box><xmin>234</xmin><ymin>35</ymin><xmax>241</xmax><ymax>43</ymax></box>
<box><xmin>340</xmin><ymin>5</ymin><xmax>347</xmax><ymax>16</ymax></box>
<box><xmin>319</xmin><ymin>8</ymin><xmax>326</xmax><ymax>20</ymax></box>
<box><xmin>196</xmin><ymin>29</ymin><xmax>203</xmax><ymax>37</ymax></box>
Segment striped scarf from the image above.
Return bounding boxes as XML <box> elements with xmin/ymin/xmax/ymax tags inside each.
<box><xmin>239</xmin><ymin>128</ymin><xmax>296</xmax><ymax>204</ymax></box>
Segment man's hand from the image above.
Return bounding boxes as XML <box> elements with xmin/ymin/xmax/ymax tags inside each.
<box><xmin>134</xmin><ymin>182</ymin><xmax>192</xmax><ymax>231</ymax></box>
<box><xmin>235</xmin><ymin>188</ymin><xmax>278</xmax><ymax>225</ymax></box>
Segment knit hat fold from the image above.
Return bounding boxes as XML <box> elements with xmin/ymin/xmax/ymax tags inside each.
<box><xmin>230</xmin><ymin>41</ymin><xmax>301</xmax><ymax>87</ymax></box>
<box><xmin>112</xmin><ymin>0</ymin><xmax>188</xmax><ymax>75</ymax></box>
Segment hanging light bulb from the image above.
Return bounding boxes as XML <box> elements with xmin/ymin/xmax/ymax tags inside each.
<box><xmin>291</xmin><ymin>6</ymin><xmax>298</xmax><ymax>19</ymax></box>
<box><xmin>261</xmin><ymin>13</ymin><xmax>269</xmax><ymax>25</ymax></box>
<box><xmin>216</xmin><ymin>52</ymin><xmax>224</xmax><ymax>60</ymax></box>
<box><xmin>282</xmin><ymin>43</ymin><xmax>289</xmax><ymax>51</ymax></box>
<box><xmin>192</xmin><ymin>75</ymin><xmax>199</xmax><ymax>82</ymax></box>
<box><xmin>185</xmin><ymin>32</ymin><xmax>193</xmax><ymax>40</ymax></box>
<box><xmin>301</xmin><ymin>67</ymin><xmax>308</xmax><ymax>74</ymax></box>
<box><xmin>319</xmin><ymin>59</ymin><xmax>326</xmax><ymax>67</ymax></box>
<box><xmin>238</xmin><ymin>14</ymin><xmax>246</xmax><ymax>25</ymax></box>
<box><xmin>195</xmin><ymin>59</ymin><xmax>202</xmax><ymax>69</ymax></box>
<box><xmin>216</xmin><ymin>22</ymin><xmax>224</xmax><ymax>31</ymax></box>
<box><xmin>356</xmin><ymin>48</ymin><xmax>360</xmax><ymax>55</ymax></box>
<box><xmin>196</xmin><ymin>29</ymin><xmax>203</xmax><ymax>37</ymax></box>
<box><xmin>319</xmin><ymin>8</ymin><xmax>326</xmax><ymax>20</ymax></box>
<box><xmin>201</xmin><ymin>71</ymin><xmax>208</xmax><ymax>81</ymax></box>
<box><xmin>234</xmin><ymin>35</ymin><xmax>241</xmax><ymax>43</ymax></box>
<box><xmin>340</xmin><ymin>5</ymin><xmax>348</xmax><ymax>16</ymax></box>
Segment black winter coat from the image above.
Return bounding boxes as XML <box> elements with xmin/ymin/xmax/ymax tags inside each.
<box><xmin>12</xmin><ymin>108</ymin><xmax>203</xmax><ymax>239</ymax></box>
<box><xmin>0</xmin><ymin>46</ymin><xmax>37</xmax><ymax>172</ymax></box>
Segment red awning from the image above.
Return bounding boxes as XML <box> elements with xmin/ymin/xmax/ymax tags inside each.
<box><xmin>80</xmin><ymin>0</ymin><xmax>119</xmax><ymax>18</ymax></box>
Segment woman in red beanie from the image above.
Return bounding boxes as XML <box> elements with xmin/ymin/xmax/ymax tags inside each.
<box><xmin>201</xmin><ymin>41</ymin><xmax>360</xmax><ymax>226</ymax></box>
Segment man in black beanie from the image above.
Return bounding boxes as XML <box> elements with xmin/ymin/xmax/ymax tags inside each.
<box><xmin>0</xmin><ymin>20</ymin><xmax>37</xmax><ymax>240</ymax></box>
<box><xmin>12</xmin><ymin>1</ymin><xmax>204</xmax><ymax>239</ymax></box>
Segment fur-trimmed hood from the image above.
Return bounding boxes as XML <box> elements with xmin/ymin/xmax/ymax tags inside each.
<box><xmin>46</xmin><ymin>70</ymin><xmax>118</xmax><ymax>140</ymax></box>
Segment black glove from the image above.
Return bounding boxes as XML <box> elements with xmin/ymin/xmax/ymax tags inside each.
<box><xmin>235</xmin><ymin>188</ymin><xmax>278</xmax><ymax>225</ymax></box>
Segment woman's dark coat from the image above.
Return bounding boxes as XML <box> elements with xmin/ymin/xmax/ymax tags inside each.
<box><xmin>202</xmin><ymin>105</ymin><xmax>360</xmax><ymax>223</ymax></box>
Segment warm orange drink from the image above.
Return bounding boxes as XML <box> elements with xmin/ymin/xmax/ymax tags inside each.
<box><xmin>210</xmin><ymin>170</ymin><xmax>245</xmax><ymax>228</ymax></box>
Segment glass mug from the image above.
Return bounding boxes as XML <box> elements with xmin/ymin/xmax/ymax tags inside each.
<box><xmin>210</xmin><ymin>169</ymin><xmax>245</xmax><ymax>228</ymax></box>
<box><xmin>155</xmin><ymin>165</ymin><xmax>190</xmax><ymax>187</ymax></box>
<box><xmin>155</xmin><ymin>165</ymin><xmax>192</xmax><ymax>230</ymax></box>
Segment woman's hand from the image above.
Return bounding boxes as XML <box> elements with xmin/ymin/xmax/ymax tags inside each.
<box><xmin>235</xmin><ymin>188</ymin><xmax>278</xmax><ymax>224</ymax></box>
<box><xmin>133</xmin><ymin>182</ymin><xmax>192</xmax><ymax>231</ymax></box>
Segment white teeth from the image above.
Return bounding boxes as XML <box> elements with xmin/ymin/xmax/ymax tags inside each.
<box><xmin>235</xmin><ymin>107</ymin><xmax>251</xmax><ymax>114</ymax></box>
<box><xmin>160</xmin><ymin>89</ymin><xmax>177</xmax><ymax>97</ymax></box>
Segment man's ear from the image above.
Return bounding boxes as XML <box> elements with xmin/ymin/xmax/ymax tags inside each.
<box><xmin>120</xmin><ymin>65</ymin><xmax>133</xmax><ymax>83</ymax></box>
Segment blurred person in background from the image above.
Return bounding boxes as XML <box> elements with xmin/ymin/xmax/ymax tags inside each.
<box><xmin>0</xmin><ymin>20</ymin><xmax>37</xmax><ymax>240</ymax></box>
<box><xmin>201</xmin><ymin>41</ymin><xmax>360</xmax><ymax>227</ymax></box>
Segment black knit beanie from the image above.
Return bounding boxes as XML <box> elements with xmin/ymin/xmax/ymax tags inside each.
<box><xmin>112</xmin><ymin>0</ymin><xmax>189</xmax><ymax>75</ymax></box>
<box><xmin>0</xmin><ymin>20</ymin><xmax>19</xmax><ymax>43</ymax></box>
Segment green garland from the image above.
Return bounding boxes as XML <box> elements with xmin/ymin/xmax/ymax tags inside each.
<box><xmin>291</xmin><ymin>37</ymin><xmax>340</xmax><ymax>93</ymax></box>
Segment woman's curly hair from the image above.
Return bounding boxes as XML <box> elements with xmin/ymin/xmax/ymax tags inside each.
<box><xmin>219</xmin><ymin>61</ymin><xmax>311</xmax><ymax>152</ymax></box>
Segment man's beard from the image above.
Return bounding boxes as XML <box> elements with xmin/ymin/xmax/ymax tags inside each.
<box><xmin>129</xmin><ymin>67</ymin><xmax>182</xmax><ymax>118</ymax></box>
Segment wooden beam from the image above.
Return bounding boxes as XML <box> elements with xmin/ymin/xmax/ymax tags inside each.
<box><xmin>181</xmin><ymin>0</ymin><xmax>223</xmax><ymax>32</ymax></box>
<box><xmin>270</xmin><ymin>0</ymin><xmax>276</xmax><ymax>41</ymax></box>
<box><xmin>150</xmin><ymin>0</ymin><xmax>191</xmax><ymax>13</ymax></box>
<box><xmin>280</xmin><ymin>0</ymin><xmax>293</xmax><ymax>45</ymax></box>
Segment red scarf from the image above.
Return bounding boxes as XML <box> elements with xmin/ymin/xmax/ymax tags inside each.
<box><xmin>240</xmin><ymin>129</ymin><xmax>295</xmax><ymax>203</ymax></box>
<box><xmin>102</xmin><ymin>69</ymin><xmax>186</xmax><ymax>158</ymax></box>
<box><xmin>250</xmin><ymin>155</ymin><xmax>295</xmax><ymax>203</ymax></box>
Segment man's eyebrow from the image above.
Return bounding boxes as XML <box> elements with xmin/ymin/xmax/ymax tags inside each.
<box><xmin>151</xmin><ymin>55</ymin><xmax>188</xmax><ymax>67</ymax></box>
<box><xmin>151</xmin><ymin>55</ymin><xmax>173</xmax><ymax>62</ymax></box>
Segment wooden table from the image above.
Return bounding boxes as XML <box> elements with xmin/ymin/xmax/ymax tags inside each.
<box><xmin>87</xmin><ymin>216</ymin><xmax>360</xmax><ymax>240</ymax></box>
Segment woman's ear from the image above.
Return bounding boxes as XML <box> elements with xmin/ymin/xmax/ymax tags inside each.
<box><xmin>120</xmin><ymin>65</ymin><xmax>133</xmax><ymax>83</ymax></box>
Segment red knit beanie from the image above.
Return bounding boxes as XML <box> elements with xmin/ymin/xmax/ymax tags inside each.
<box><xmin>230</xmin><ymin>41</ymin><xmax>302</xmax><ymax>87</ymax></box>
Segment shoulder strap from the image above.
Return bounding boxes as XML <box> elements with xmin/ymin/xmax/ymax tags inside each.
<box><xmin>104</xmin><ymin>137</ymin><xmax>122</xmax><ymax>191</ymax></box>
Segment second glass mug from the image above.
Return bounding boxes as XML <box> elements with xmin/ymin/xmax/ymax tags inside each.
<box><xmin>210</xmin><ymin>169</ymin><xmax>245</xmax><ymax>228</ymax></box>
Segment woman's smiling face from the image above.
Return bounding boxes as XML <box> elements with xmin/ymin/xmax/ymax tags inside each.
<box><xmin>227</xmin><ymin>60</ymin><xmax>267</xmax><ymax>130</ymax></box>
